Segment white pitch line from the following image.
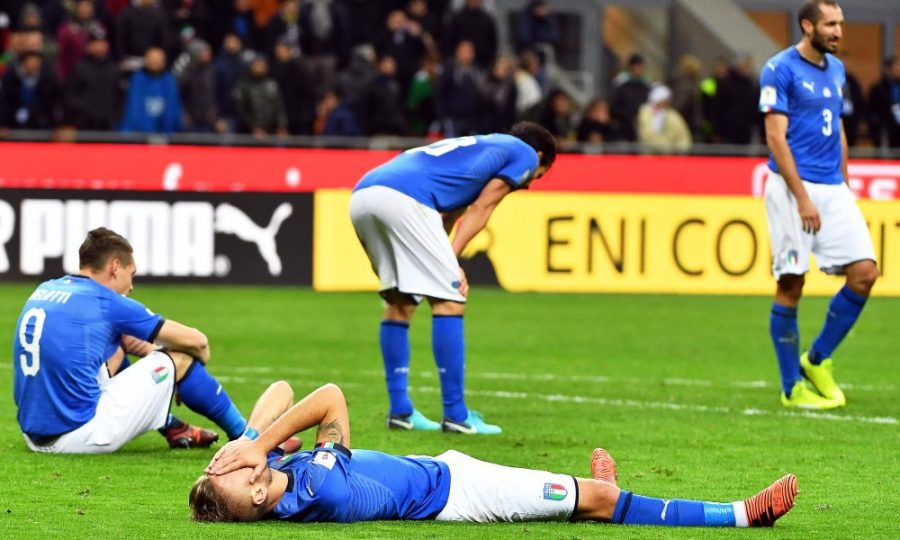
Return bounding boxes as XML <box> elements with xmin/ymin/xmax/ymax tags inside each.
<box><xmin>409</xmin><ymin>386</ymin><xmax>898</xmax><ymax>426</ymax></box>
<box><xmin>216</xmin><ymin>365</ymin><xmax>895</xmax><ymax>393</ymax></box>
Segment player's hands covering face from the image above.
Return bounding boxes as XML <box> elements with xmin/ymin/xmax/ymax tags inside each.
<box><xmin>206</xmin><ymin>438</ymin><xmax>268</xmax><ymax>483</ymax></box>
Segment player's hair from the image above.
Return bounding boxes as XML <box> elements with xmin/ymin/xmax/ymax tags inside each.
<box><xmin>78</xmin><ymin>227</ymin><xmax>133</xmax><ymax>271</ymax></box>
<box><xmin>797</xmin><ymin>0</ymin><xmax>838</xmax><ymax>31</ymax></box>
<box><xmin>189</xmin><ymin>475</ymin><xmax>236</xmax><ymax>522</ymax></box>
<box><xmin>508</xmin><ymin>121</ymin><xmax>558</xmax><ymax>169</ymax></box>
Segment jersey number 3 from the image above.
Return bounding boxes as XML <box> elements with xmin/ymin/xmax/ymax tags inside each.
<box><xmin>18</xmin><ymin>307</ymin><xmax>46</xmax><ymax>376</ymax></box>
<box><xmin>822</xmin><ymin>109</ymin><xmax>833</xmax><ymax>137</ymax></box>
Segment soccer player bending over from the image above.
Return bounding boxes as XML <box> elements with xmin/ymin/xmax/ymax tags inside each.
<box><xmin>759</xmin><ymin>0</ymin><xmax>878</xmax><ymax>410</ymax></box>
<box><xmin>194</xmin><ymin>381</ymin><xmax>797</xmax><ymax>528</ymax></box>
<box><xmin>13</xmin><ymin>227</ymin><xmax>252</xmax><ymax>452</ymax></box>
<box><xmin>349</xmin><ymin>121</ymin><xmax>558</xmax><ymax>434</ymax></box>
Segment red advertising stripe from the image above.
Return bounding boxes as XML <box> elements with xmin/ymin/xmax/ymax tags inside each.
<box><xmin>0</xmin><ymin>142</ymin><xmax>897</xmax><ymax>198</ymax></box>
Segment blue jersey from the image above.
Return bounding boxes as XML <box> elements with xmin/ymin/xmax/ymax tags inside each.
<box><xmin>354</xmin><ymin>134</ymin><xmax>539</xmax><ymax>212</ymax></box>
<box><xmin>13</xmin><ymin>275</ymin><xmax>164</xmax><ymax>437</ymax></box>
<box><xmin>759</xmin><ymin>46</ymin><xmax>846</xmax><ymax>184</ymax></box>
<box><xmin>269</xmin><ymin>444</ymin><xmax>451</xmax><ymax>523</ymax></box>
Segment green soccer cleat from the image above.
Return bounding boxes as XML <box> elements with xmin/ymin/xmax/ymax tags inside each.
<box><xmin>800</xmin><ymin>351</ymin><xmax>846</xmax><ymax>406</ymax></box>
<box><xmin>781</xmin><ymin>381</ymin><xmax>842</xmax><ymax>410</ymax></box>
<box><xmin>386</xmin><ymin>409</ymin><xmax>441</xmax><ymax>431</ymax></box>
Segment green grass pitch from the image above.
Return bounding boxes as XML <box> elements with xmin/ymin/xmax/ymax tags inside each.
<box><xmin>1</xmin><ymin>284</ymin><xmax>897</xmax><ymax>538</ymax></box>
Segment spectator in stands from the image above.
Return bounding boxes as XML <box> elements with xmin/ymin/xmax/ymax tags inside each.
<box><xmin>538</xmin><ymin>88</ymin><xmax>575</xmax><ymax>141</ymax></box>
<box><xmin>841</xmin><ymin>69</ymin><xmax>865</xmax><ymax>147</ymax></box>
<box><xmin>178</xmin><ymin>39</ymin><xmax>218</xmax><ymax>132</ymax></box>
<box><xmin>477</xmin><ymin>54</ymin><xmax>517</xmax><ymax>133</ymax></box>
<box><xmin>262</xmin><ymin>0</ymin><xmax>300</xmax><ymax>60</ymax></box>
<box><xmin>869</xmin><ymin>56</ymin><xmax>900</xmax><ymax>148</ymax></box>
<box><xmin>271</xmin><ymin>39</ymin><xmax>315</xmax><ymax>135</ymax></box>
<box><xmin>116</xmin><ymin>0</ymin><xmax>172</xmax><ymax>71</ymax></box>
<box><xmin>64</xmin><ymin>26</ymin><xmax>120</xmax><ymax>130</ymax></box>
<box><xmin>443</xmin><ymin>0</ymin><xmax>497</xmax><ymax>69</ymax></box>
<box><xmin>637</xmin><ymin>84</ymin><xmax>691</xmax><ymax>154</ymax></box>
<box><xmin>715</xmin><ymin>55</ymin><xmax>757</xmax><ymax>145</ymax></box>
<box><xmin>405</xmin><ymin>51</ymin><xmax>440</xmax><ymax>136</ymax></box>
<box><xmin>669</xmin><ymin>54</ymin><xmax>702</xmax><ymax>139</ymax></box>
<box><xmin>119</xmin><ymin>47</ymin><xmax>182</xmax><ymax>134</ymax></box>
<box><xmin>699</xmin><ymin>56</ymin><xmax>729</xmax><ymax>143</ymax></box>
<box><xmin>514</xmin><ymin>49</ymin><xmax>543</xmax><ymax>116</ymax></box>
<box><xmin>234</xmin><ymin>54</ymin><xmax>288</xmax><ymax>137</ymax></box>
<box><xmin>55</xmin><ymin>0</ymin><xmax>101</xmax><ymax>82</ymax></box>
<box><xmin>514</xmin><ymin>0</ymin><xmax>559</xmax><ymax>57</ymax></box>
<box><xmin>0</xmin><ymin>49</ymin><xmax>59</xmax><ymax>130</ymax></box>
<box><xmin>577</xmin><ymin>98</ymin><xmax>619</xmax><ymax>143</ymax></box>
<box><xmin>405</xmin><ymin>0</ymin><xmax>440</xmax><ymax>55</ymax></box>
<box><xmin>435</xmin><ymin>39</ymin><xmax>480</xmax><ymax>136</ymax></box>
<box><xmin>318</xmin><ymin>87</ymin><xmax>362</xmax><ymax>136</ymax></box>
<box><xmin>299</xmin><ymin>0</ymin><xmax>351</xmax><ymax>96</ymax></box>
<box><xmin>359</xmin><ymin>53</ymin><xmax>407</xmax><ymax>136</ymax></box>
<box><xmin>376</xmin><ymin>9</ymin><xmax>426</xmax><ymax>103</ymax></box>
<box><xmin>334</xmin><ymin>43</ymin><xmax>377</xmax><ymax>113</ymax></box>
<box><xmin>213</xmin><ymin>32</ymin><xmax>244</xmax><ymax>133</ymax></box>
<box><xmin>609</xmin><ymin>53</ymin><xmax>650</xmax><ymax>141</ymax></box>
<box><xmin>222</xmin><ymin>0</ymin><xmax>261</xmax><ymax>53</ymax></box>
<box><xmin>15</xmin><ymin>3</ymin><xmax>43</xmax><ymax>33</ymax></box>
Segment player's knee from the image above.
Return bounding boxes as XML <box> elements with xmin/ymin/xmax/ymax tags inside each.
<box><xmin>168</xmin><ymin>351</ymin><xmax>195</xmax><ymax>380</ymax></box>
<box><xmin>777</xmin><ymin>275</ymin><xmax>805</xmax><ymax>301</ymax></box>
<box><xmin>848</xmin><ymin>261</ymin><xmax>878</xmax><ymax>293</ymax></box>
<box><xmin>270</xmin><ymin>380</ymin><xmax>294</xmax><ymax>403</ymax></box>
<box><xmin>574</xmin><ymin>479</ymin><xmax>620</xmax><ymax>521</ymax></box>
<box><xmin>429</xmin><ymin>299</ymin><xmax>465</xmax><ymax>316</ymax></box>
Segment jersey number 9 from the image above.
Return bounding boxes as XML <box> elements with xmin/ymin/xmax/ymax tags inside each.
<box><xmin>18</xmin><ymin>307</ymin><xmax>46</xmax><ymax>376</ymax></box>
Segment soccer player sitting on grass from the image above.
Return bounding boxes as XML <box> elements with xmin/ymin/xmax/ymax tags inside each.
<box><xmin>194</xmin><ymin>381</ymin><xmax>797</xmax><ymax>528</ymax></box>
<box><xmin>13</xmin><ymin>227</ymin><xmax>251</xmax><ymax>452</ymax></box>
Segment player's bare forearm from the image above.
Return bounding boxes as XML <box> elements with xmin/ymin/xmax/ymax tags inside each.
<box><xmin>256</xmin><ymin>383</ymin><xmax>350</xmax><ymax>452</ymax></box>
<box><xmin>155</xmin><ymin>320</ymin><xmax>210</xmax><ymax>363</ymax></box>
<box><xmin>452</xmin><ymin>206</ymin><xmax>493</xmax><ymax>257</ymax></box>
<box><xmin>121</xmin><ymin>335</ymin><xmax>156</xmax><ymax>357</ymax></box>
<box><xmin>765</xmin><ymin>116</ymin><xmax>810</xmax><ymax>201</ymax></box>
<box><xmin>840</xmin><ymin>122</ymin><xmax>849</xmax><ymax>184</ymax></box>
<box><xmin>244</xmin><ymin>381</ymin><xmax>295</xmax><ymax>434</ymax></box>
<box><xmin>441</xmin><ymin>208</ymin><xmax>466</xmax><ymax>235</ymax></box>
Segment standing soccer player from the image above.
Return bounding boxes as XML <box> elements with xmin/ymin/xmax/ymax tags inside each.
<box><xmin>13</xmin><ymin>227</ymin><xmax>249</xmax><ymax>453</ymax></box>
<box><xmin>759</xmin><ymin>0</ymin><xmax>878</xmax><ymax>409</ymax></box>
<box><xmin>349</xmin><ymin>122</ymin><xmax>557</xmax><ymax>434</ymax></box>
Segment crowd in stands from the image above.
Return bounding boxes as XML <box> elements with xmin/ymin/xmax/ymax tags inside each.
<box><xmin>0</xmin><ymin>0</ymin><xmax>898</xmax><ymax>152</ymax></box>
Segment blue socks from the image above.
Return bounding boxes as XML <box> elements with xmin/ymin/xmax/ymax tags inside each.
<box><xmin>177</xmin><ymin>360</ymin><xmax>246</xmax><ymax>440</ymax></box>
<box><xmin>380</xmin><ymin>321</ymin><xmax>414</xmax><ymax>416</ymax></box>
<box><xmin>808</xmin><ymin>285</ymin><xmax>866</xmax><ymax>364</ymax></box>
<box><xmin>770</xmin><ymin>303</ymin><xmax>801</xmax><ymax>396</ymax></box>
<box><xmin>612</xmin><ymin>491</ymin><xmax>738</xmax><ymax>527</ymax></box>
<box><xmin>432</xmin><ymin>315</ymin><xmax>468</xmax><ymax>422</ymax></box>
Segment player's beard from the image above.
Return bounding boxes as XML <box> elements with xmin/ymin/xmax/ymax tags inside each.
<box><xmin>810</xmin><ymin>28</ymin><xmax>839</xmax><ymax>55</ymax></box>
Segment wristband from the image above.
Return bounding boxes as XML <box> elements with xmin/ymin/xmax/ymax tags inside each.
<box><xmin>243</xmin><ymin>427</ymin><xmax>259</xmax><ymax>440</ymax></box>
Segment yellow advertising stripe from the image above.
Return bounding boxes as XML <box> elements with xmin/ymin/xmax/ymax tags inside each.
<box><xmin>313</xmin><ymin>189</ymin><xmax>900</xmax><ymax>296</ymax></box>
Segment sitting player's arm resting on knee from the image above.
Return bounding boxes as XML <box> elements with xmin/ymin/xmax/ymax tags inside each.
<box><xmin>121</xmin><ymin>335</ymin><xmax>157</xmax><ymax>357</ymax></box>
<box><xmin>154</xmin><ymin>320</ymin><xmax>210</xmax><ymax>363</ymax></box>
<box><xmin>451</xmin><ymin>178</ymin><xmax>512</xmax><ymax>256</ymax></box>
<box><xmin>242</xmin><ymin>381</ymin><xmax>295</xmax><ymax>436</ymax></box>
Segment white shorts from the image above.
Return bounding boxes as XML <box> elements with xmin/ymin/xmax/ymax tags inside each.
<box><xmin>433</xmin><ymin>450</ymin><xmax>577</xmax><ymax>522</ymax></box>
<box><xmin>349</xmin><ymin>186</ymin><xmax>466</xmax><ymax>302</ymax></box>
<box><xmin>764</xmin><ymin>171</ymin><xmax>876</xmax><ymax>280</ymax></box>
<box><xmin>23</xmin><ymin>351</ymin><xmax>175</xmax><ymax>454</ymax></box>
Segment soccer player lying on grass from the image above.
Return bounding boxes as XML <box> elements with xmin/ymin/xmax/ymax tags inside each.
<box><xmin>12</xmin><ymin>227</ymin><xmax>251</xmax><ymax>452</ymax></box>
<box><xmin>194</xmin><ymin>381</ymin><xmax>797</xmax><ymax>527</ymax></box>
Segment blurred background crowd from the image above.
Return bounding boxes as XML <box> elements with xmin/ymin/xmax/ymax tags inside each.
<box><xmin>0</xmin><ymin>0</ymin><xmax>898</xmax><ymax>152</ymax></box>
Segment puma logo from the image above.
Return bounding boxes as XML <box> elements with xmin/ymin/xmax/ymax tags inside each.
<box><xmin>215</xmin><ymin>203</ymin><xmax>293</xmax><ymax>276</ymax></box>
<box><xmin>802</xmin><ymin>81</ymin><xmax>815</xmax><ymax>93</ymax></box>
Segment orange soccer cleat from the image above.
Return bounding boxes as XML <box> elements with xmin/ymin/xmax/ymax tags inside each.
<box><xmin>163</xmin><ymin>422</ymin><xmax>220</xmax><ymax>449</ymax></box>
<box><xmin>743</xmin><ymin>474</ymin><xmax>798</xmax><ymax>527</ymax></box>
<box><xmin>590</xmin><ymin>448</ymin><xmax>618</xmax><ymax>486</ymax></box>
